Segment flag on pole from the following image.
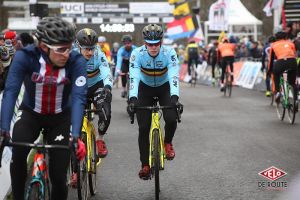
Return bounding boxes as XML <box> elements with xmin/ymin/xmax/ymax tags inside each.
<box><xmin>166</xmin><ymin>15</ymin><xmax>197</xmax><ymax>40</ymax></box>
<box><xmin>263</xmin><ymin>0</ymin><xmax>283</xmax><ymax>16</ymax></box>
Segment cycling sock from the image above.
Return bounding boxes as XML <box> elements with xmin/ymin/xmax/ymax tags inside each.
<box><xmin>97</xmin><ymin>134</ymin><xmax>104</xmax><ymax>140</ymax></box>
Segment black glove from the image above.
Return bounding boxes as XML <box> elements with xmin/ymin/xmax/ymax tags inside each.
<box><xmin>170</xmin><ymin>95</ymin><xmax>179</xmax><ymax>106</ymax></box>
<box><xmin>170</xmin><ymin>95</ymin><xmax>183</xmax><ymax>114</ymax></box>
<box><xmin>127</xmin><ymin>97</ymin><xmax>138</xmax><ymax>117</ymax></box>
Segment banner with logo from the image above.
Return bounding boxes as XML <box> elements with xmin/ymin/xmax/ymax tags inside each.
<box><xmin>208</xmin><ymin>0</ymin><xmax>230</xmax><ymax>31</ymax></box>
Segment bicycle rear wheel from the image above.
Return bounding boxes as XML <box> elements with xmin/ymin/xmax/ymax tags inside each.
<box><xmin>153</xmin><ymin>129</ymin><xmax>160</xmax><ymax>200</ymax></box>
<box><xmin>276</xmin><ymin>84</ymin><xmax>285</xmax><ymax>121</ymax></box>
<box><xmin>88</xmin><ymin>128</ymin><xmax>97</xmax><ymax>196</ymax></box>
<box><xmin>77</xmin><ymin>133</ymin><xmax>89</xmax><ymax>200</ymax></box>
<box><xmin>287</xmin><ymin>86</ymin><xmax>297</xmax><ymax>124</ymax></box>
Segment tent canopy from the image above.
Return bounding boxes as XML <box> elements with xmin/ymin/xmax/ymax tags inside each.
<box><xmin>227</xmin><ymin>0</ymin><xmax>262</xmax><ymax>25</ymax></box>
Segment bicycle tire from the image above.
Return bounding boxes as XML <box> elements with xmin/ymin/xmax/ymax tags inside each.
<box><xmin>223</xmin><ymin>72</ymin><xmax>228</xmax><ymax>96</ymax></box>
<box><xmin>190</xmin><ymin>63</ymin><xmax>196</xmax><ymax>87</ymax></box>
<box><xmin>153</xmin><ymin>129</ymin><xmax>160</xmax><ymax>200</ymax></box>
<box><xmin>88</xmin><ymin>128</ymin><xmax>97</xmax><ymax>196</ymax></box>
<box><xmin>276</xmin><ymin>84</ymin><xmax>285</xmax><ymax>121</ymax></box>
<box><xmin>27</xmin><ymin>182</ymin><xmax>50</xmax><ymax>200</ymax></box>
<box><xmin>270</xmin><ymin>92</ymin><xmax>274</xmax><ymax>106</ymax></box>
<box><xmin>287</xmin><ymin>86</ymin><xmax>297</xmax><ymax>124</ymax></box>
<box><xmin>77</xmin><ymin>133</ymin><xmax>89</xmax><ymax>200</ymax></box>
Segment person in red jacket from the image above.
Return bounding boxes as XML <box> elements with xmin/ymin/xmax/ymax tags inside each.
<box><xmin>217</xmin><ymin>37</ymin><xmax>236</xmax><ymax>91</ymax></box>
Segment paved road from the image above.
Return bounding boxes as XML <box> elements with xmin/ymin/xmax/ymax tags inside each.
<box><xmin>68</xmin><ymin>83</ymin><xmax>300</xmax><ymax>200</ymax></box>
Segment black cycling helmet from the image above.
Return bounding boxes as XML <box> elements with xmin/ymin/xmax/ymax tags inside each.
<box><xmin>275</xmin><ymin>31</ymin><xmax>287</xmax><ymax>40</ymax></box>
<box><xmin>35</xmin><ymin>17</ymin><xmax>76</xmax><ymax>45</ymax></box>
<box><xmin>121</xmin><ymin>34</ymin><xmax>132</xmax><ymax>43</ymax></box>
<box><xmin>142</xmin><ymin>24</ymin><xmax>163</xmax><ymax>43</ymax></box>
<box><xmin>76</xmin><ymin>28</ymin><xmax>98</xmax><ymax>47</ymax></box>
<box><xmin>268</xmin><ymin>35</ymin><xmax>276</xmax><ymax>43</ymax></box>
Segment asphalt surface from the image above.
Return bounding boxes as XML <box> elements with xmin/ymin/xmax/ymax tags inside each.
<box><xmin>68</xmin><ymin>83</ymin><xmax>300</xmax><ymax>200</ymax></box>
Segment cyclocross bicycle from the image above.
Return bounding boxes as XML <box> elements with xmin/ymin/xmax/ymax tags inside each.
<box><xmin>130</xmin><ymin>97</ymin><xmax>182</xmax><ymax>200</ymax></box>
<box><xmin>0</xmin><ymin>132</ymin><xmax>70</xmax><ymax>200</ymax></box>
<box><xmin>276</xmin><ymin>71</ymin><xmax>298</xmax><ymax>124</ymax></box>
<box><xmin>75</xmin><ymin>100</ymin><xmax>104</xmax><ymax>200</ymax></box>
<box><xmin>223</xmin><ymin>63</ymin><xmax>233</xmax><ymax>97</ymax></box>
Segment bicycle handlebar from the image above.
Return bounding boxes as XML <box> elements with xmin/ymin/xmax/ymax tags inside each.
<box><xmin>84</xmin><ymin>108</ymin><xmax>107</xmax><ymax>121</ymax></box>
<box><xmin>130</xmin><ymin>105</ymin><xmax>182</xmax><ymax>124</ymax></box>
<box><xmin>0</xmin><ymin>141</ymin><xmax>70</xmax><ymax>168</ymax></box>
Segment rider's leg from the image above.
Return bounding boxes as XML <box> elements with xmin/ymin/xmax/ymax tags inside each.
<box><xmin>47</xmin><ymin>110</ymin><xmax>71</xmax><ymax>200</ymax></box>
<box><xmin>158</xmin><ymin>83</ymin><xmax>177</xmax><ymax>160</ymax></box>
<box><xmin>121</xmin><ymin>74</ymin><xmax>127</xmax><ymax>97</ymax></box>
<box><xmin>187</xmin><ymin>59</ymin><xmax>192</xmax><ymax>76</ymax></box>
<box><xmin>136</xmin><ymin>82</ymin><xmax>154</xmax><ymax>168</ymax></box>
<box><xmin>10</xmin><ymin>110</ymin><xmax>41</xmax><ymax>200</ymax></box>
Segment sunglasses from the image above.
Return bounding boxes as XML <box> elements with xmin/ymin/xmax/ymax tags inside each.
<box><xmin>45</xmin><ymin>44</ymin><xmax>71</xmax><ymax>55</ymax></box>
<box><xmin>145</xmin><ymin>42</ymin><xmax>161</xmax><ymax>47</ymax></box>
<box><xmin>79</xmin><ymin>45</ymin><xmax>96</xmax><ymax>51</ymax></box>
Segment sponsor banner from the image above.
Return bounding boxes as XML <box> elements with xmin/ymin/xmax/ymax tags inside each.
<box><xmin>236</xmin><ymin>61</ymin><xmax>261</xmax><ymax>89</ymax></box>
<box><xmin>180</xmin><ymin>61</ymin><xmax>264</xmax><ymax>90</ymax></box>
<box><xmin>129</xmin><ymin>2</ymin><xmax>174</xmax><ymax>14</ymax></box>
<box><xmin>208</xmin><ymin>0</ymin><xmax>230</xmax><ymax>31</ymax></box>
<box><xmin>61</xmin><ymin>2</ymin><xmax>84</xmax><ymax>15</ymax></box>
<box><xmin>85</xmin><ymin>3</ymin><xmax>129</xmax><ymax>14</ymax></box>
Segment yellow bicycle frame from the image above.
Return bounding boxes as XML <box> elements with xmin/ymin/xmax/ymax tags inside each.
<box><xmin>149</xmin><ymin>111</ymin><xmax>165</xmax><ymax>170</ymax></box>
<box><xmin>81</xmin><ymin>116</ymin><xmax>101</xmax><ymax>172</ymax></box>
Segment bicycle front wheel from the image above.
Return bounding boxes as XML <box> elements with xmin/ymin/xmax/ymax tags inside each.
<box><xmin>153</xmin><ymin>129</ymin><xmax>160</xmax><ymax>200</ymax></box>
<box><xmin>26</xmin><ymin>182</ymin><xmax>49</xmax><ymax>200</ymax></box>
<box><xmin>77</xmin><ymin>133</ymin><xmax>89</xmax><ymax>200</ymax></box>
<box><xmin>88</xmin><ymin>128</ymin><xmax>97</xmax><ymax>196</ymax></box>
<box><xmin>287</xmin><ymin>86</ymin><xmax>297</xmax><ymax>124</ymax></box>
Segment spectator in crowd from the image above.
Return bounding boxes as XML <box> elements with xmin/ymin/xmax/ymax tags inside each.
<box><xmin>286</xmin><ymin>22</ymin><xmax>297</xmax><ymax>40</ymax></box>
<box><xmin>249</xmin><ymin>41</ymin><xmax>262</xmax><ymax>59</ymax></box>
<box><xmin>208</xmin><ymin>41</ymin><xmax>219</xmax><ymax>83</ymax></box>
<box><xmin>0</xmin><ymin>46</ymin><xmax>13</xmax><ymax>91</ymax></box>
<box><xmin>4</xmin><ymin>30</ymin><xmax>17</xmax><ymax>46</ymax></box>
<box><xmin>0</xmin><ymin>33</ymin><xmax>4</xmax><ymax>46</ymax></box>
<box><xmin>19</xmin><ymin>32</ymin><xmax>34</xmax><ymax>47</ymax></box>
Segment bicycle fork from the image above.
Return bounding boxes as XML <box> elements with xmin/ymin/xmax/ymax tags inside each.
<box><xmin>149</xmin><ymin>112</ymin><xmax>165</xmax><ymax>171</ymax></box>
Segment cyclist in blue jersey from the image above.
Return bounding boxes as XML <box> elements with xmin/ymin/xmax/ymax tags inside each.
<box><xmin>115</xmin><ymin>34</ymin><xmax>136</xmax><ymax>98</ymax></box>
<box><xmin>0</xmin><ymin>17</ymin><xmax>87</xmax><ymax>200</ymax></box>
<box><xmin>75</xmin><ymin>28</ymin><xmax>113</xmax><ymax>158</ymax></box>
<box><xmin>127</xmin><ymin>24</ymin><xmax>183</xmax><ymax>180</ymax></box>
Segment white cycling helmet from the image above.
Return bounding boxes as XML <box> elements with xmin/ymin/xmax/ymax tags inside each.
<box><xmin>98</xmin><ymin>36</ymin><xmax>106</xmax><ymax>43</ymax></box>
<box><xmin>113</xmin><ymin>42</ymin><xmax>120</xmax><ymax>49</ymax></box>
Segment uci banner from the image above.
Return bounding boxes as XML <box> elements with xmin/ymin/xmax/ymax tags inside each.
<box><xmin>208</xmin><ymin>0</ymin><xmax>230</xmax><ymax>31</ymax></box>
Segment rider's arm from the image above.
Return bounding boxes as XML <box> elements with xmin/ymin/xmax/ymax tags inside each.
<box><xmin>167</xmin><ymin>48</ymin><xmax>180</xmax><ymax>97</ymax></box>
<box><xmin>116</xmin><ymin>47</ymin><xmax>123</xmax><ymax>72</ymax></box>
<box><xmin>97</xmin><ymin>51</ymin><xmax>113</xmax><ymax>89</ymax></box>
<box><xmin>268</xmin><ymin>47</ymin><xmax>275</xmax><ymax>73</ymax></box>
<box><xmin>70</xmin><ymin>54</ymin><xmax>88</xmax><ymax>138</ymax></box>
<box><xmin>128</xmin><ymin>49</ymin><xmax>141</xmax><ymax>99</ymax></box>
<box><xmin>0</xmin><ymin>50</ymin><xmax>27</xmax><ymax>132</ymax></box>
<box><xmin>261</xmin><ymin>46</ymin><xmax>267</xmax><ymax>70</ymax></box>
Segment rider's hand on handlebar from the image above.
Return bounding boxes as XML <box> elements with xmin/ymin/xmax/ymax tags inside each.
<box><xmin>0</xmin><ymin>130</ymin><xmax>11</xmax><ymax>147</ymax></box>
<box><xmin>70</xmin><ymin>137</ymin><xmax>86</xmax><ymax>161</ymax></box>
<box><xmin>170</xmin><ymin>95</ymin><xmax>183</xmax><ymax>114</ymax></box>
<box><xmin>127</xmin><ymin>97</ymin><xmax>138</xmax><ymax>116</ymax></box>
